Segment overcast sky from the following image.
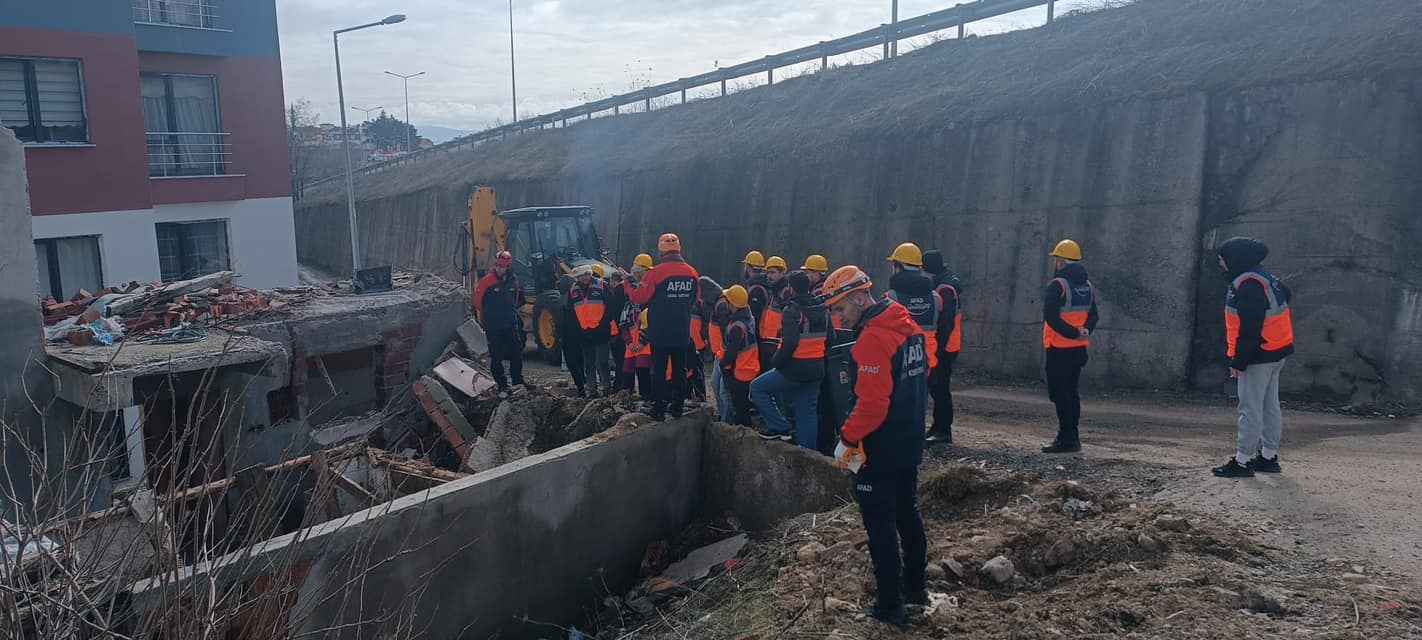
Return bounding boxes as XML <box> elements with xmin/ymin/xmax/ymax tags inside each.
<box><xmin>277</xmin><ymin>0</ymin><xmax>1099</xmax><ymax>132</ymax></box>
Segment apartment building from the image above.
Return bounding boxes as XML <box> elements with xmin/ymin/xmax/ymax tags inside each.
<box><xmin>1</xmin><ymin>0</ymin><xmax>297</xmax><ymax>297</ymax></box>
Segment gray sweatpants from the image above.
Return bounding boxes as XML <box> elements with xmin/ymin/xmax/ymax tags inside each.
<box><xmin>1235</xmin><ymin>359</ymin><xmax>1285</xmax><ymax>465</ymax></box>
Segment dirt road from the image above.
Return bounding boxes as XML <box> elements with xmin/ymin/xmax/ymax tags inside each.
<box><xmin>946</xmin><ymin>385</ymin><xmax>1422</xmax><ymax>586</ymax></box>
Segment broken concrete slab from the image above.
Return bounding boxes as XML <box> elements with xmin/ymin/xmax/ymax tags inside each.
<box><xmin>457</xmin><ymin>318</ymin><xmax>489</xmax><ymax>358</ymax></box>
<box><xmin>466</xmin><ymin>400</ymin><xmax>536</xmax><ymax>473</ymax></box>
<box><xmin>702</xmin><ymin>422</ymin><xmax>849</xmax><ymax>531</ymax></box>
<box><xmin>659</xmin><ymin>533</ymin><xmax>747</xmax><ymax>585</ymax></box>
<box><xmin>432</xmin><ymin>356</ymin><xmax>495</xmax><ymax>397</ymax></box>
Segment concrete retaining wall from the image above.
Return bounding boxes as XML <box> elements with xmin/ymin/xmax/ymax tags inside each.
<box><xmin>295</xmin><ymin>75</ymin><xmax>1422</xmax><ymax>405</ymax></box>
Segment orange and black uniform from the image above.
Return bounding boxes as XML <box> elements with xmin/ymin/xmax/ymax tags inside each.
<box><xmin>474</xmin><ymin>270</ymin><xmax>526</xmax><ymax>389</ymax></box>
<box><xmin>569</xmin><ymin>278</ymin><xmax>613</xmax><ymax>392</ymax></box>
<box><xmin>1222</xmin><ymin>240</ymin><xmax>1294</xmax><ymax>369</ymax></box>
<box><xmin>687</xmin><ymin>295</ymin><xmax>711</xmax><ymax>401</ymax></box>
<box><xmin>923</xmin><ymin>250</ymin><xmax>963</xmax><ymax>439</ymax></box>
<box><xmin>605</xmin><ymin>278</ymin><xmax>630</xmax><ymax>389</ymax></box>
<box><xmin>840</xmin><ymin>298</ymin><xmax>929</xmax><ymax>617</ymax></box>
<box><xmin>1042</xmin><ymin>262</ymin><xmax>1099</xmax><ymax>446</ymax></box>
<box><xmin>745</xmin><ymin>272</ymin><xmax>771</xmax><ymax>329</ymax></box>
<box><xmin>886</xmin><ymin>269</ymin><xmax>941</xmax><ymax>370</ymax></box>
<box><xmin>624</xmin><ymin>252</ymin><xmax>700</xmax><ymax>416</ymax></box>
<box><xmin>719</xmin><ymin>306</ymin><xmax>760</xmax><ymax>426</ymax></box>
<box><xmin>758</xmin><ymin>279</ymin><xmax>789</xmax><ymax>371</ymax></box>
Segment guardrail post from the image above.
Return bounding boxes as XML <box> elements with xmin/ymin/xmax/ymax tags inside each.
<box><xmin>720</xmin><ymin>79</ymin><xmax>727</xmax><ymax>96</ymax></box>
<box><xmin>614</xmin><ymin>104</ymin><xmax>620</xmax><ymax>115</ymax></box>
<box><xmin>645</xmin><ymin>95</ymin><xmax>651</xmax><ymax>111</ymax></box>
<box><xmin>1047</xmin><ymin>0</ymin><xmax>1055</xmax><ymax>22</ymax></box>
<box><xmin>821</xmin><ymin>42</ymin><xmax>829</xmax><ymax>71</ymax></box>
<box><xmin>881</xmin><ymin>24</ymin><xmax>890</xmax><ymax>59</ymax></box>
<box><xmin>958</xmin><ymin>6</ymin><xmax>966</xmax><ymax>38</ymax></box>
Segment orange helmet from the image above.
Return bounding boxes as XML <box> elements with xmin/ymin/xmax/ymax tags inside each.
<box><xmin>494</xmin><ymin>250</ymin><xmax>513</xmax><ymax>267</ymax></box>
<box><xmin>658</xmin><ymin>233</ymin><xmax>681</xmax><ymax>254</ymax></box>
<box><xmin>821</xmin><ymin>265</ymin><xmax>873</xmax><ymax>306</ymax></box>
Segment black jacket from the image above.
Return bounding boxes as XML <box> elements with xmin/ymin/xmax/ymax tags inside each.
<box><xmin>1043</xmin><ymin>262</ymin><xmax>1099</xmax><ymax>344</ymax></box>
<box><xmin>930</xmin><ymin>270</ymin><xmax>962</xmax><ymax>355</ymax></box>
<box><xmin>1219</xmin><ymin>237</ymin><xmax>1294</xmax><ymax>368</ymax></box>
<box><xmin>771</xmin><ymin>294</ymin><xmax>829</xmax><ymax>382</ymax></box>
<box><xmin>603</xmin><ymin>281</ymin><xmax>630</xmax><ymax>344</ymax></box>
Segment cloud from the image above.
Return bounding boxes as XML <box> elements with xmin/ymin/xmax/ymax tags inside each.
<box><xmin>277</xmin><ymin>0</ymin><xmax>1099</xmax><ymax>130</ymax></box>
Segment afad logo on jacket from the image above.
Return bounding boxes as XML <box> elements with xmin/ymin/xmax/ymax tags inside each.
<box><xmin>664</xmin><ymin>278</ymin><xmax>696</xmax><ymax>298</ymax></box>
<box><xmin>903</xmin><ymin>340</ymin><xmax>927</xmax><ymax>378</ymax></box>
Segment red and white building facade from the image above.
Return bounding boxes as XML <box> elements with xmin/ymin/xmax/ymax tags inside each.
<box><xmin>2</xmin><ymin>0</ymin><xmax>297</xmax><ymax>296</ymax></box>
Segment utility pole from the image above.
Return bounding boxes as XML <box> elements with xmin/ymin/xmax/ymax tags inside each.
<box><xmin>334</xmin><ymin>14</ymin><xmax>405</xmax><ymax>274</ymax></box>
<box><xmin>508</xmin><ymin>0</ymin><xmax>518</xmax><ymax>123</ymax></box>
<box><xmin>385</xmin><ymin>70</ymin><xmax>425</xmax><ymax>152</ymax></box>
<box><xmin>890</xmin><ymin>0</ymin><xmax>899</xmax><ymax>57</ymax></box>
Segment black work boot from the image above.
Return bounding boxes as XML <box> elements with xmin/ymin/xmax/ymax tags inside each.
<box><xmin>1248</xmin><ymin>454</ymin><xmax>1282</xmax><ymax>473</ymax></box>
<box><xmin>866</xmin><ymin>605</ymin><xmax>909</xmax><ymax>627</ymax></box>
<box><xmin>648</xmin><ymin>402</ymin><xmax>668</xmax><ymax>421</ymax></box>
<box><xmin>1211</xmin><ymin>458</ymin><xmax>1255</xmax><ymax>478</ymax></box>
<box><xmin>903</xmin><ymin>588</ymin><xmax>930</xmax><ymax>607</ymax></box>
<box><xmin>925</xmin><ymin>427</ymin><xmax>953</xmax><ymax>445</ymax></box>
<box><xmin>1041</xmin><ymin>440</ymin><xmax>1081</xmax><ymax>454</ymax></box>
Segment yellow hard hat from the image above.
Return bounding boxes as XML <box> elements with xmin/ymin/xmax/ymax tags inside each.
<box><xmin>801</xmin><ymin>254</ymin><xmax>829</xmax><ymax>272</ymax></box>
<box><xmin>1049</xmin><ymin>239</ymin><xmax>1082</xmax><ymax>261</ymax></box>
<box><xmin>765</xmin><ymin>256</ymin><xmax>788</xmax><ymax>271</ymax></box>
<box><xmin>590</xmin><ymin>264</ymin><xmax>605</xmax><ymax>278</ymax></box>
<box><xmin>886</xmin><ymin>242</ymin><xmax>923</xmax><ymax>267</ymax></box>
<box><xmin>633</xmin><ymin>253</ymin><xmax>654</xmax><ymax>269</ymax></box>
<box><xmin>722</xmin><ymin>285</ymin><xmax>749</xmax><ymax>309</ymax></box>
<box><xmin>639</xmin><ymin>309</ymin><xmax>649</xmax><ymax>329</ymax></box>
<box><xmin>743</xmin><ymin>251</ymin><xmax>766</xmax><ymax>268</ymax></box>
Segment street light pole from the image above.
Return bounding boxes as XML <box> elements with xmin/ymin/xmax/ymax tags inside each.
<box><xmin>384</xmin><ymin>70</ymin><xmax>425</xmax><ymax>152</ymax></box>
<box><xmin>383</xmin><ymin>71</ymin><xmax>420</xmax><ymax>152</ymax></box>
<box><xmin>890</xmin><ymin>0</ymin><xmax>899</xmax><ymax>57</ymax></box>
<box><xmin>508</xmin><ymin>0</ymin><xmax>518</xmax><ymax>123</ymax></box>
<box><xmin>334</xmin><ymin>14</ymin><xmax>405</xmax><ymax>274</ymax></box>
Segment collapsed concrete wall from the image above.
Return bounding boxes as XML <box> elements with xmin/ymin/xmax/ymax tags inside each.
<box><xmin>294</xmin><ymin>0</ymin><xmax>1422</xmax><ymax>405</ymax></box>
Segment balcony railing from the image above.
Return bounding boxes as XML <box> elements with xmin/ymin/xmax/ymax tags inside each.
<box><xmin>133</xmin><ymin>0</ymin><xmax>218</xmax><ymax>29</ymax></box>
<box><xmin>146</xmin><ymin>132</ymin><xmax>231</xmax><ymax>178</ymax></box>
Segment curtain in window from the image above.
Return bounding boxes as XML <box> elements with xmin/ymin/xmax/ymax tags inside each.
<box><xmin>34</xmin><ymin>241</ymin><xmax>54</xmax><ymax>298</ymax></box>
<box><xmin>54</xmin><ymin>236</ymin><xmax>103</xmax><ymax>295</ymax></box>
<box><xmin>33</xmin><ymin>60</ymin><xmax>84</xmax><ymax>141</ymax></box>
<box><xmin>171</xmin><ymin>76</ymin><xmax>219</xmax><ymax>174</ymax></box>
<box><xmin>141</xmin><ymin>75</ymin><xmax>173</xmax><ymax>175</ymax></box>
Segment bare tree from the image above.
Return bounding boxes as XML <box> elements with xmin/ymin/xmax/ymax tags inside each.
<box><xmin>287</xmin><ymin>100</ymin><xmax>318</xmax><ymax>201</ymax></box>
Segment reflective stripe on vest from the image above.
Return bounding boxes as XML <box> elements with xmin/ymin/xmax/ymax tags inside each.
<box><xmin>1225</xmin><ymin>270</ymin><xmax>1294</xmax><ymax>358</ymax></box>
<box><xmin>571</xmin><ymin>281</ymin><xmax>606</xmax><ymax>330</ymax></box>
<box><xmin>730</xmin><ymin>318</ymin><xmax>761</xmax><ymax>382</ymax></box>
<box><xmin>791</xmin><ymin>307</ymin><xmax>830</xmax><ymax>360</ymax></box>
<box><xmin>888</xmin><ymin>288</ymin><xmax>940</xmax><ymax>368</ymax></box>
<box><xmin>1042</xmin><ymin>277</ymin><xmax>1093</xmax><ymax>349</ymax></box>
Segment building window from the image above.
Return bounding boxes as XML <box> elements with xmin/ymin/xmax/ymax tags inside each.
<box><xmin>34</xmin><ymin>236</ymin><xmax>103</xmax><ymax>300</ymax></box>
<box><xmin>0</xmin><ymin>57</ymin><xmax>89</xmax><ymax>144</ymax></box>
<box><xmin>142</xmin><ymin>73</ymin><xmax>227</xmax><ymax>177</ymax></box>
<box><xmin>156</xmin><ymin>220</ymin><xmax>230</xmax><ymax>282</ymax></box>
<box><xmin>133</xmin><ymin>0</ymin><xmax>216</xmax><ymax>29</ymax></box>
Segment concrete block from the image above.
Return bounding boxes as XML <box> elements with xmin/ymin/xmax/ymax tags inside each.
<box><xmin>702</xmin><ymin>422</ymin><xmax>850</xmax><ymax>531</ymax></box>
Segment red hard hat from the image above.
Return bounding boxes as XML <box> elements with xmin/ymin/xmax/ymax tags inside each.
<box><xmin>495</xmin><ymin>250</ymin><xmax>513</xmax><ymax>266</ymax></box>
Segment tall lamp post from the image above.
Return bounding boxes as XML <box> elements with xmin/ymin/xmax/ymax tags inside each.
<box><xmin>508</xmin><ymin>0</ymin><xmax>517</xmax><ymax>123</ymax></box>
<box><xmin>335</xmin><ymin>13</ymin><xmax>405</xmax><ymax>274</ymax></box>
<box><xmin>384</xmin><ymin>70</ymin><xmax>425</xmax><ymax>152</ymax></box>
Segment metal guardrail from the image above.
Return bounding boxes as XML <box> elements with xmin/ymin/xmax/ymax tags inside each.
<box><xmin>303</xmin><ymin>0</ymin><xmax>1056</xmax><ymax>192</ymax></box>
<box><xmin>146</xmin><ymin>131</ymin><xmax>231</xmax><ymax>177</ymax></box>
<box><xmin>132</xmin><ymin>0</ymin><xmax>218</xmax><ymax>29</ymax></box>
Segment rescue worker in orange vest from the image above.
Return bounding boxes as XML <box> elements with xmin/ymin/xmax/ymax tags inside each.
<box><xmin>801</xmin><ymin>254</ymin><xmax>830</xmax><ymax>297</ymax></box>
<box><xmin>1041</xmin><ymin>239</ymin><xmax>1099</xmax><ymax>454</ymax></box>
<box><xmin>751</xmin><ymin>271</ymin><xmax>830</xmax><ymax>449</ymax></box>
<box><xmin>619</xmin><ymin>308</ymin><xmax>653</xmax><ymax>398</ymax></box>
<box><xmin>922</xmin><ymin>250</ymin><xmax>964</xmax><ymax>445</ymax></box>
<box><xmin>822</xmin><ymin>265</ymin><xmax>929</xmax><ymax>627</ymax></box>
<box><xmin>474</xmin><ymin>250</ymin><xmax>527</xmax><ymax>397</ymax></box>
<box><xmin>743</xmin><ymin>250</ymin><xmax>770</xmax><ymax>324</ymax></box>
<box><xmin>569</xmin><ymin>265</ymin><xmax>613</xmax><ymax>396</ymax></box>
<box><xmin>719</xmin><ymin>285</ymin><xmax>760</xmax><ymax>427</ymax></box>
<box><xmin>605</xmin><ymin>268</ymin><xmax>630</xmax><ymax>390</ymax></box>
<box><xmin>1212</xmin><ymin>237</ymin><xmax>1294</xmax><ymax>478</ymax></box>
<box><xmin>885</xmin><ymin>243</ymin><xmax>942</xmax><ymax>373</ymax></box>
<box><xmin>760</xmin><ymin>256</ymin><xmax>790</xmax><ymax>370</ymax></box>
<box><xmin>687</xmin><ymin>285</ymin><xmax>712</xmax><ymax>403</ymax></box>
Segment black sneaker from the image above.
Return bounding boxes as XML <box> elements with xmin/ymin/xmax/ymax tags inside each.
<box><xmin>1211</xmin><ymin>459</ymin><xmax>1255</xmax><ymax>478</ymax></box>
<box><xmin>925</xmin><ymin>430</ymin><xmax>953</xmax><ymax>445</ymax></box>
<box><xmin>866</xmin><ymin>605</ymin><xmax>909</xmax><ymax>627</ymax></box>
<box><xmin>1248</xmin><ymin>454</ymin><xmax>1282</xmax><ymax>473</ymax></box>
<box><xmin>903</xmin><ymin>588</ymin><xmax>930</xmax><ymax>606</ymax></box>
<box><xmin>1041</xmin><ymin>440</ymin><xmax>1081</xmax><ymax>454</ymax></box>
<box><xmin>757</xmin><ymin>428</ymin><xmax>792</xmax><ymax>442</ymax></box>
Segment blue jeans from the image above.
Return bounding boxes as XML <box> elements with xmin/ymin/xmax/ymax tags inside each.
<box><xmin>750</xmin><ymin>369</ymin><xmax>820</xmax><ymax>449</ymax></box>
<box><xmin>710</xmin><ymin>365</ymin><xmax>735</xmax><ymax>422</ymax></box>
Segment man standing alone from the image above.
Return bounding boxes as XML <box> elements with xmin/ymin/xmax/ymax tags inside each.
<box><xmin>1213</xmin><ymin>237</ymin><xmax>1294</xmax><ymax>478</ymax></box>
<box><xmin>1041</xmin><ymin>240</ymin><xmax>1099</xmax><ymax>454</ymax></box>
<box><xmin>474</xmin><ymin>250</ymin><xmax>527</xmax><ymax>397</ymax></box>
<box><xmin>922</xmin><ymin>250</ymin><xmax>963</xmax><ymax>445</ymax></box>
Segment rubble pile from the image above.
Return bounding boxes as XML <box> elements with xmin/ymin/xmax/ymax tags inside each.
<box><xmin>41</xmin><ymin>271</ymin><xmax>281</xmax><ymax>346</ymax></box>
<box><xmin>593</xmin><ymin>463</ymin><xmax>1422</xmax><ymax>639</ymax></box>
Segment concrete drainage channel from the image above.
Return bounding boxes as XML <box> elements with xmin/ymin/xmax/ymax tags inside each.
<box><xmin>131</xmin><ymin>412</ymin><xmax>849</xmax><ymax>639</ymax></box>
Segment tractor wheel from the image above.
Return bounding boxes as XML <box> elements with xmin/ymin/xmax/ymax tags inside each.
<box><xmin>532</xmin><ymin>296</ymin><xmax>562</xmax><ymax>366</ymax></box>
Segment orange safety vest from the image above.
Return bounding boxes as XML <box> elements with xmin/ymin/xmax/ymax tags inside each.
<box><xmin>761</xmin><ymin>298</ymin><xmax>784</xmax><ymax>342</ymax></box>
<box><xmin>728</xmin><ymin>318</ymin><xmax>760</xmax><ymax>382</ymax></box>
<box><xmin>709</xmin><ymin>322</ymin><xmax>725</xmax><ymax>360</ymax></box>
<box><xmin>569</xmin><ymin>281</ymin><xmax>606</xmax><ymax>331</ymax></box>
<box><xmin>1225</xmin><ymin>269</ymin><xmax>1294</xmax><ymax>358</ymax></box>
<box><xmin>887</xmin><ymin>286</ymin><xmax>941</xmax><ymax>369</ymax></box>
<box><xmin>937</xmin><ymin>284</ymin><xmax>963</xmax><ymax>354</ymax></box>
<box><xmin>1043</xmin><ymin>277</ymin><xmax>1094</xmax><ymax>349</ymax></box>
<box><xmin>691</xmin><ymin>314</ymin><xmax>708</xmax><ymax>351</ymax></box>
<box><xmin>789</xmin><ymin>305</ymin><xmax>830</xmax><ymax>360</ymax></box>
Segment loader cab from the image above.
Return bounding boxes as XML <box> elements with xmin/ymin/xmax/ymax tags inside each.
<box><xmin>500</xmin><ymin>206</ymin><xmax>602</xmax><ymax>295</ymax></box>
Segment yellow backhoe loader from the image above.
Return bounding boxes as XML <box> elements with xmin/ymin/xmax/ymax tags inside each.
<box><xmin>462</xmin><ymin>186</ymin><xmax>616</xmax><ymax>364</ymax></box>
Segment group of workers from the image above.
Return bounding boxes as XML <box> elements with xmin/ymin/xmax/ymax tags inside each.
<box><xmin>475</xmin><ymin>232</ymin><xmax>1295</xmax><ymax>625</ymax></box>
